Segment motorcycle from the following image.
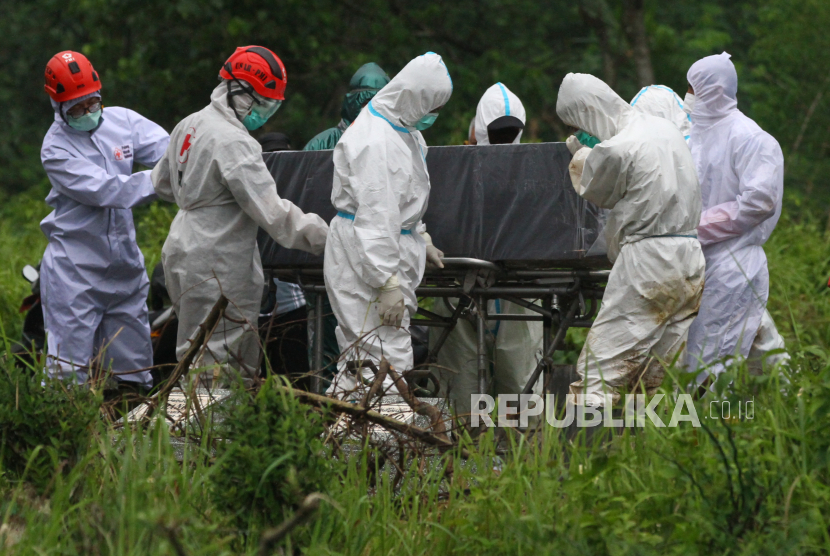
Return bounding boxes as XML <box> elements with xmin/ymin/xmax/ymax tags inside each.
<box><xmin>11</xmin><ymin>262</ymin><xmax>179</xmax><ymax>389</ymax></box>
<box><xmin>10</xmin><ymin>264</ymin><xmax>45</xmax><ymax>369</ymax></box>
<box><xmin>12</xmin><ymin>262</ymin><xmax>435</xmax><ymax>395</ymax></box>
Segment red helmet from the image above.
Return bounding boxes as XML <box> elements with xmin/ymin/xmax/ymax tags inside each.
<box><xmin>219</xmin><ymin>46</ymin><xmax>287</xmax><ymax>101</ymax></box>
<box><xmin>44</xmin><ymin>51</ymin><xmax>101</xmax><ymax>103</ymax></box>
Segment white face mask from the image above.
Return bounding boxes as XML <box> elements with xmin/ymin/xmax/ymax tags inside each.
<box><xmin>683</xmin><ymin>92</ymin><xmax>696</xmax><ymax>115</ymax></box>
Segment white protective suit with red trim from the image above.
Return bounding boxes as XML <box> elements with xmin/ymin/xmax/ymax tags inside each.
<box><xmin>152</xmin><ymin>82</ymin><xmax>328</xmax><ymax>379</ymax></box>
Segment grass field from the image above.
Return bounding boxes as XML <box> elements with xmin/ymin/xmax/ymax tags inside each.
<box><xmin>2</xmin><ymin>184</ymin><xmax>830</xmax><ymax>554</ymax></box>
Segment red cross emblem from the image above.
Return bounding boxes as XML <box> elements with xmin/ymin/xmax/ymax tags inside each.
<box><xmin>178</xmin><ymin>127</ymin><xmax>196</xmax><ymax>164</ymax></box>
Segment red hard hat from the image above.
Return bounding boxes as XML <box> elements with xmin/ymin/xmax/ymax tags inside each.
<box><xmin>219</xmin><ymin>46</ymin><xmax>287</xmax><ymax>101</ymax></box>
<box><xmin>44</xmin><ymin>51</ymin><xmax>102</xmax><ymax>103</ymax></box>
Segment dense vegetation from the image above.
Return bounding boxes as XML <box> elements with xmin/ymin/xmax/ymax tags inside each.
<box><xmin>2</xmin><ymin>0</ymin><xmax>830</xmax><ymax>553</ymax></box>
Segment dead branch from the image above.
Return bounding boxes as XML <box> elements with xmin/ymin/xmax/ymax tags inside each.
<box><xmin>275</xmin><ymin>385</ymin><xmax>469</xmax><ymax>458</ymax></box>
<box><xmin>258</xmin><ymin>493</ymin><xmax>325</xmax><ymax>555</ymax></box>
<box><xmin>360</xmin><ymin>359</ymin><xmax>389</xmax><ymax>408</ymax></box>
<box><xmin>386</xmin><ymin>360</ymin><xmax>451</xmax><ymax>448</ymax></box>
<box><xmin>154</xmin><ymin>295</ymin><xmax>228</xmax><ymax>405</ymax></box>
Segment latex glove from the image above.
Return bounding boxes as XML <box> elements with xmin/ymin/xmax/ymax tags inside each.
<box><xmin>421</xmin><ymin>232</ymin><xmax>445</xmax><ymax>269</ymax></box>
<box><xmin>566</xmin><ymin>135</ymin><xmax>583</xmax><ymax>155</ymax></box>
<box><xmin>377</xmin><ymin>275</ymin><xmax>405</xmax><ymax>328</ymax></box>
<box><xmin>568</xmin><ymin>146</ymin><xmax>592</xmax><ymax>195</ymax></box>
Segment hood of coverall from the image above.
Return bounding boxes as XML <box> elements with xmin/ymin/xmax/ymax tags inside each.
<box><xmin>630</xmin><ymin>85</ymin><xmax>691</xmax><ymax>140</ymax></box>
<box><xmin>341</xmin><ymin>62</ymin><xmax>391</xmax><ymax>124</ymax></box>
<box><xmin>474</xmin><ymin>82</ymin><xmax>527</xmax><ymax>145</ymax></box>
<box><xmin>686</xmin><ymin>52</ymin><xmax>739</xmax><ymax>129</ymax></box>
<box><xmin>50</xmin><ymin>91</ymin><xmax>102</xmax><ymax>124</ymax></box>
<box><xmin>209</xmin><ymin>80</ymin><xmax>257</xmax><ymax>130</ymax></box>
<box><xmin>556</xmin><ymin>73</ymin><xmax>633</xmax><ymax>142</ymax></box>
<box><xmin>371</xmin><ymin>52</ymin><xmax>453</xmax><ymax>129</ymax></box>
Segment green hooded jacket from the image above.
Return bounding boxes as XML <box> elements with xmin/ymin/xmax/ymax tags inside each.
<box><xmin>303</xmin><ymin>62</ymin><xmax>391</xmax><ymax>151</ymax></box>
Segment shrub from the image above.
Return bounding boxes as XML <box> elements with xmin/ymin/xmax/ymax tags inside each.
<box><xmin>0</xmin><ymin>358</ymin><xmax>101</xmax><ymax>493</ymax></box>
<box><xmin>210</xmin><ymin>376</ymin><xmax>339</xmax><ymax>533</ymax></box>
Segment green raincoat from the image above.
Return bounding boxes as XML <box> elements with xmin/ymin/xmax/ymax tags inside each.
<box><xmin>303</xmin><ymin>62</ymin><xmax>391</xmax><ymax>151</ymax></box>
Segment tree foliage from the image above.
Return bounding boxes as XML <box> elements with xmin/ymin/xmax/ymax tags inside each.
<box><xmin>0</xmin><ymin>0</ymin><xmax>827</xmax><ymax>199</ymax></box>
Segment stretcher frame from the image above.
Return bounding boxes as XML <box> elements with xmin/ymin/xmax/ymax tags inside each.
<box><xmin>269</xmin><ymin>257</ymin><xmax>609</xmax><ymax>399</ymax></box>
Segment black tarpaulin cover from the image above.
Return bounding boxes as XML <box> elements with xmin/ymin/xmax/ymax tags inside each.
<box><xmin>258</xmin><ymin>142</ymin><xmax>608</xmax><ymax>269</ymax></box>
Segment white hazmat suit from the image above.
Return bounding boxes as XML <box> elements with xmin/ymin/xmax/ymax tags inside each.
<box><xmin>557</xmin><ymin>73</ymin><xmax>705</xmax><ymax>407</ymax></box>
<box><xmin>431</xmin><ymin>83</ymin><xmax>543</xmax><ymax>418</ymax></box>
<box><xmin>631</xmin><ymin>80</ymin><xmax>788</xmax><ymax>375</ymax></box>
<box><xmin>41</xmin><ymin>102</ymin><xmax>169</xmax><ymax>386</ymax></box>
<box><xmin>684</xmin><ymin>53</ymin><xmax>785</xmax><ymax>380</ymax></box>
<box><xmin>324</xmin><ymin>53</ymin><xmax>452</xmax><ymax>397</ymax></box>
<box><xmin>630</xmin><ymin>85</ymin><xmax>691</xmax><ymax>141</ymax></box>
<box><xmin>473</xmin><ymin>82</ymin><xmax>527</xmax><ymax>145</ymax></box>
<box><xmin>152</xmin><ymin>82</ymin><xmax>328</xmax><ymax>379</ymax></box>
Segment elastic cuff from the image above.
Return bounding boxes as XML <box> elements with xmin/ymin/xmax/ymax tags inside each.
<box><xmin>380</xmin><ymin>275</ymin><xmax>400</xmax><ymax>291</ymax></box>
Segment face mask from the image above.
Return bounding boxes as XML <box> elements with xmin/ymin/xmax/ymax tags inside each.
<box><xmin>242</xmin><ymin>98</ymin><xmax>282</xmax><ymax>131</ymax></box>
<box><xmin>413</xmin><ymin>112</ymin><xmax>439</xmax><ymax>131</ymax></box>
<box><xmin>683</xmin><ymin>93</ymin><xmax>696</xmax><ymax>115</ymax></box>
<box><xmin>574</xmin><ymin>129</ymin><xmax>600</xmax><ymax>148</ymax></box>
<box><xmin>67</xmin><ymin>109</ymin><xmax>102</xmax><ymax>131</ymax></box>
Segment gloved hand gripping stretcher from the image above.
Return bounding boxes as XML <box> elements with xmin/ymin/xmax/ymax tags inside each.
<box><xmin>258</xmin><ymin>142</ymin><xmax>611</xmax><ymax>397</ymax></box>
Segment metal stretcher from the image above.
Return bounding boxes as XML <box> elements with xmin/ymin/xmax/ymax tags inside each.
<box><xmin>259</xmin><ymin>142</ymin><xmax>612</xmax><ymax>396</ymax></box>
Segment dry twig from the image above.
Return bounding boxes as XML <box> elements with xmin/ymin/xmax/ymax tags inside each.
<box><xmin>258</xmin><ymin>493</ymin><xmax>325</xmax><ymax>555</ymax></box>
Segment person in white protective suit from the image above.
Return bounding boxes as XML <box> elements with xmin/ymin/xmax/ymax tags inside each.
<box><xmin>630</xmin><ymin>85</ymin><xmax>691</xmax><ymax>141</ymax></box>
<box><xmin>40</xmin><ymin>51</ymin><xmax>169</xmax><ymax>387</ymax></box>
<box><xmin>324</xmin><ymin>52</ymin><xmax>453</xmax><ymax>398</ymax></box>
<box><xmin>430</xmin><ymin>83</ymin><xmax>544</xmax><ymax>419</ymax></box>
<box><xmin>557</xmin><ymin>73</ymin><xmax>705</xmax><ymax>408</ymax></box>
<box><xmin>152</xmin><ymin>46</ymin><xmax>328</xmax><ymax>383</ymax></box>
<box><xmin>683</xmin><ymin>53</ymin><xmax>786</xmax><ymax>381</ymax></box>
<box><xmin>631</xmin><ymin>79</ymin><xmax>789</xmax><ymax>376</ymax></box>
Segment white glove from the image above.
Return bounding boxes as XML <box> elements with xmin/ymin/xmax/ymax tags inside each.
<box><xmin>566</xmin><ymin>135</ymin><xmax>583</xmax><ymax>155</ymax></box>
<box><xmin>568</xmin><ymin>146</ymin><xmax>592</xmax><ymax>195</ymax></box>
<box><xmin>421</xmin><ymin>232</ymin><xmax>445</xmax><ymax>269</ymax></box>
<box><xmin>377</xmin><ymin>275</ymin><xmax>405</xmax><ymax>328</ymax></box>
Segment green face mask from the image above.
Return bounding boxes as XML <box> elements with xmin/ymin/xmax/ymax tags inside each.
<box><xmin>67</xmin><ymin>109</ymin><xmax>102</xmax><ymax>132</ymax></box>
<box><xmin>414</xmin><ymin>112</ymin><xmax>438</xmax><ymax>131</ymax></box>
<box><xmin>243</xmin><ymin>99</ymin><xmax>282</xmax><ymax>131</ymax></box>
<box><xmin>575</xmin><ymin>129</ymin><xmax>600</xmax><ymax>148</ymax></box>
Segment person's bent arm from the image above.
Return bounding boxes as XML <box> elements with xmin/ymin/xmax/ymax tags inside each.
<box><xmin>150</xmin><ymin>151</ymin><xmax>176</xmax><ymax>203</ymax></box>
<box><xmin>42</xmin><ymin>145</ymin><xmax>156</xmax><ymax>208</ymax></box>
<box><xmin>223</xmin><ymin>143</ymin><xmax>328</xmax><ymax>255</ymax></box>
<box><xmin>697</xmin><ymin>135</ymin><xmax>783</xmax><ymax>246</ymax></box>
<box><xmin>578</xmin><ymin>142</ymin><xmax>629</xmax><ymax>209</ymax></box>
<box><xmin>127</xmin><ymin>109</ymin><xmax>170</xmax><ymax>168</ymax></box>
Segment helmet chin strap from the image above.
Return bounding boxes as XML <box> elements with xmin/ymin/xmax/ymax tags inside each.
<box><xmin>225</xmin><ymin>77</ymin><xmax>258</xmax><ymax>122</ymax></box>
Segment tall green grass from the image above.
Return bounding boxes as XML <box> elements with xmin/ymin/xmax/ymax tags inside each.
<box><xmin>1</xmin><ymin>186</ymin><xmax>829</xmax><ymax>554</ymax></box>
<box><xmin>3</xmin><ymin>355</ymin><xmax>830</xmax><ymax>554</ymax></box>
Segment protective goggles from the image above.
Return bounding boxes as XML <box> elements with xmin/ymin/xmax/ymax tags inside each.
<box><xmin>66</xmin><ymin>101</ymin><xmax>102</xmax><ymax>118</ymax></box>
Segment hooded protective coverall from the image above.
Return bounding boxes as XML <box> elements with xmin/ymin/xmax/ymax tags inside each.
<box><xmin>40</xmin><ymin>98</ymin><xmax>169</xmax><ymax>386</ymax></box>
<box><xmin>303</xmin><ymin>62</ymin><xmax>391</xmax><ymax>383</ymax></box>
<box><xmin>324</xmin><ymin>53</ymin><xmax>452</xmax><ymax>397</ymax></box>
<box><xmin>473</xmin><ymin>82</ymin><xmax>527</xmax><ymax>145</ymax></box>
<box><xmin>303</xmin><ymin>63</ymin><xmax>391</xmax><ymax>151</ymax></box>
<box><xmin>152</xmin><ymin>83</ymin><xmax>328</xmax><ymax>379</ymax></box>
<box><xmin>431</xmin><ymin>83</ymin><xmax>543</xmax><ymax>418</ymax></box>
<box><xmin>684</xmin><ymin>53</ymin><xmax>785</xmax><ymax>380</ymax></box>
<box><xmin>630</xmin><ymin>85</ymin><xmax>691</xmax><ymax>141</ymax></box>
<box><xmin>557</xmin><ymin>73</ymin><xmax>705</xmax><ymax>407</ymax></box>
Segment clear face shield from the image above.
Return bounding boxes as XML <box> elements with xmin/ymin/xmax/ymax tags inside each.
<box><xmin>226</xmin><ymin>78</ymin><xmax>283</xmax><ymax>130</ymax></box>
